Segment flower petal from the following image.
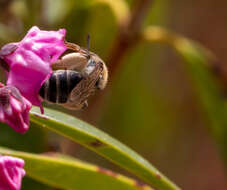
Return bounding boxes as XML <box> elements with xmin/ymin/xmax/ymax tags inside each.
<box><xmin>0</xmin><ymin>85</ymin><xmax>32</xmax><ymax>134</ymax></box>
<box><xmin>3</xmin><ymin>26</ymin><xmax>67</xmax><ymax>108</ymax></box>
<box><xmin>0</xmin><ymin>155</ymin><xmax>25</xmax><ymax>190</ymax></box>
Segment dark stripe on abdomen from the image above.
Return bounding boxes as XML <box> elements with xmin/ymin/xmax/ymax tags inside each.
<box><xmin>68</xmin><ymin>71</ymin><xmax>83</xmax><ymax>92</ymax></box>
<box><xmin>48</xmin><ymin>73</ymin><xmax>57</xmax><ymax>102</ymax></box>
<box><xmin>58</xmin><ymin>70</ymin><xmax>83</xmax><ymax>103</ymax></box>
<box><xmin>39</xmin><ymin>83</ymin><xmax>45</xmax><ymax>99</ymax></box>
<box><xmin>58</xmin><ymin>70</ymin><xmax>68</xmax><ymax>103</ymax></box>
<box><xmin>39</xmin><ymin>70</ymin><xmax>83</xmax><ymax>104</ymax></box>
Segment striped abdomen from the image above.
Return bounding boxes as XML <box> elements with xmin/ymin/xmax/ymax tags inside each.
<box><xmin>39</xmin><ymin>70</ymin><xmax>83</xmax><ymax>103</ymax></box>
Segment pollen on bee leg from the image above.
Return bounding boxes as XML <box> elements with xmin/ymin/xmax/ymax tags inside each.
<box><xmin>51</xmin><ymin>52</ymin><xmax>89</xmax><ymax>71</ymax></box>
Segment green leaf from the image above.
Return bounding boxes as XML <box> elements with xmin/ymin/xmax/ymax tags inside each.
<box><xmin>0</xmin><ymin>147</ymin><xmax>153</xmax><ymax>190</ymax></box>
<box><xmin>30</xmin><ymin>107</ymin><xmax>180</xmax><ymax>190</ymax></box>
<box><xmin>142</xmin><ymin>26</ymin><xmax>227</xmax><ymax>163</ymax></box>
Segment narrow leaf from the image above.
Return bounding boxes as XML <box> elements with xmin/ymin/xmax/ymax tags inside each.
<box><xmin>30</xmin><ymin>107</ymin><xmax>180</xmax><ymax>190</ymax></box>
<box><xmin>0</xmin><ymin>147</ymin><xmax>153</xmax><ymax>190</ymax></box>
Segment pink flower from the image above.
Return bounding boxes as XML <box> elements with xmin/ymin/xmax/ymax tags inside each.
<box><xmin>0</xmin><ymin>155</ymin><xmax>25</xmax><ymax>190</ymax></box>
<box><xmin>1</xmin><ymin>26</ymin><xmax>67</xmax><ymax>112</ymax></box>
<box><xmin>0</xmin><ymin>84</ymin><xmax>31</xmax><ymax>134</ymax></box>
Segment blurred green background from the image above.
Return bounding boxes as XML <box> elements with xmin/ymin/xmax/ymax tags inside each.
<box><xmin>0</xmin><ymin>0</ymin><xmax>227</xmax><ymax>189</ymax></box>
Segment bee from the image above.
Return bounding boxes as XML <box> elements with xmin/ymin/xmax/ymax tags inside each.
<box><xmin>39</xmin><ymin>40</ymin><xmax>108</xmax><ymax>110</ymax></box>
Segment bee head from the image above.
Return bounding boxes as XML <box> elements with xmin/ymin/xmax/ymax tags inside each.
<box><xmin>82</xmin><ymin>53</ymin><xmax>108</xmax><ymax>90</ymax></box>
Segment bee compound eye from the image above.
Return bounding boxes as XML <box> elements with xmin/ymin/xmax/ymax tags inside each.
<box><xmin>84</xmin><ymin>60</ymin><xmax>96</xmax><ymax>75</ymax></box>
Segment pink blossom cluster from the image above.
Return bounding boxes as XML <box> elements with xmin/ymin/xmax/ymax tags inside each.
<box><xmin>0</xmin><ymin>26</ymin><xmax>67</xmax><ymax>189</ymax></box>
<box><xmin>0</xmin><ymin>26</ymin><xmax>67</xmax><ymax>133</ymax></box>
<box><xmin>0</xmin><ymin>155</ymin><xmax>25</xmax><ymax>190</ymax></box>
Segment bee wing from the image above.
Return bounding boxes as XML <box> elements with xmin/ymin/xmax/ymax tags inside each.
<box><xmin>69</xmin><ymin>63</ymin><xmax>103</xmax><ymax>104</ymax></box>
<box><xmin>52</xmin><ymin>53</ymin><xmax>88</xmax><ymax>71</ymax></box>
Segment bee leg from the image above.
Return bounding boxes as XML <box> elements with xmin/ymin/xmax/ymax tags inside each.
<box><xmin>64</xmin><ymin>41</ymin><xmax>81</xmax><ymax>52</ymax></box>
<box><xmin>81</xmin><ymin>101</ymin><xmax>88</xmax><ymax>110</ymax></box>
<box><xmin>51</xmin><ymin>53</ymin><xmax>89</xmax><ymax>72</ymax></box>
<box><xmin>62</xmin><ymin>102</ymin><xmax>84</xmax><ymax>110</ymax></box>
<box><xmin>64</xmin><ymin>41</ymin><xmax>88</xmax><ymax>55</ymax></box>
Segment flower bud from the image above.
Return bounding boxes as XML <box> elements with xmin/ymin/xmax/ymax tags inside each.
<box><xmin>0</xmin><ymin>155</ymin><xmax>25</xmax><ymax>190</ymax></box>
<box><xmin>0</xmin><ymin>84</ymin><xmax>31</xmax><ymax>134</ymax></box>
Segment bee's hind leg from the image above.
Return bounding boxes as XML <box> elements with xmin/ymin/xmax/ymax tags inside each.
<box><xmin>51</xmin><ymin>52</ymin><xmax>89</xmax><ymax>72</ymax></box>
<box><xmin>62</xmin><ymin>101</ymin><xmax>88</xmax><ymax>110</ymax></box>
